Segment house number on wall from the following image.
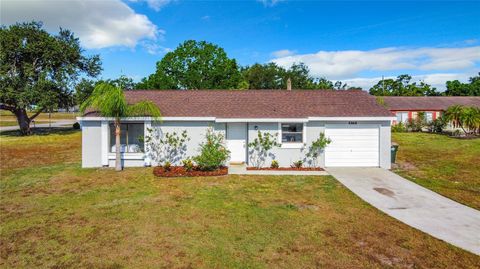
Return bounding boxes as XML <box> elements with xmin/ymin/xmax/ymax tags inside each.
<box><xmin>348</xmin><ymin>121</ymin><xmax>358</xmax><ymax>125</ymax></box>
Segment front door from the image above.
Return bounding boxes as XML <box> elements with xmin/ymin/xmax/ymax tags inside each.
<box><xmin>226</xmin><ymin>123</ymin><xmax>247</xmax><ymax>163</ymax></box>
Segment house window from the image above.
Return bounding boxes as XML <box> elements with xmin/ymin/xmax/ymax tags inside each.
<box><xmin>425</xmin><ymin>112</ymin><xmax>433</xmax><ymax>122</ymax></box>
<box><xmin>109</xmin><ymin>123</ymin><xmax>144</xmax><ymax>153</ymax></box>
<box><xmin>396</xmin><ymin>112</ymin><xmax>408</xmax><ymax>123</ymax></box>
<box><xmin>280</xmin><ymin>123</ymin><xmax>303</xmax><ymax>143</ymax></box>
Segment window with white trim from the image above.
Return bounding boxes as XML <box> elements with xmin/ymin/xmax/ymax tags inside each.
<box><xmin>425</xmin><ymin>112</ymin><xmax>433</xmax><ymax>122</ymax></box>
<box><xmin>280</xmin><ymin>123</ymin><xmax>303</xmax><ymax>143</ymax></box>
<box><xmin>396</xmin><ymin>112</ymin><xmax>408</xmax><ymax>123</ymax></box>
<box><xmin>109</xmin><ymin>123</ymin><xmax>144</xmax><ymax>153</ymax></box>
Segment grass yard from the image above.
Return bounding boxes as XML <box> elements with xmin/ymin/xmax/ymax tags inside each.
<box><xmin>393</xmin><ymin>132</ymin><xmax>480</xmax><ymax>210</ymax></box>
<box><xmin>1</xmin><ymin>130</ymin><xmax>479</xmax><ymax>268</ymax></box>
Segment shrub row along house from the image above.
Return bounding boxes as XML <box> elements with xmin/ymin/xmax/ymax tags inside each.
<box><xmin>382</xmin><ymin>96</ymin><xmax>480</xmax><ymax>126</ymax></box>
<box><xmin>78</xmin><ymin>90</ymin><xmax>395</xmax><ymax>169</ymax></box>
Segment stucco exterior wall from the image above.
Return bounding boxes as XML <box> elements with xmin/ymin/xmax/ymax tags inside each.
<box><xmin>148</xmin><ymin>121</ymin><xmax>222</xmax><ymax>166</ymax></box>
<box><xmin>81</xmin><ymin>121</ymin><xmax>102</xmax><ymax>168</ymax></box>
<box><xmin>379</xmin><ymin>121</ymin><xmax>392</xmax><ymax>169</ymax></box>
<box><xmin>247</xmin><ymin>121</ymin><xmax>391</xmax><ymax>169</ymax></box>
<box><xmin>81</xmin><ymin>119</ymin><xmax>392</xmax><ymax>169</ymax></box>
<box><xmin>247</xmin><ymin>122</ymin><xmax>326</xmax><ymax>168</ymax></box>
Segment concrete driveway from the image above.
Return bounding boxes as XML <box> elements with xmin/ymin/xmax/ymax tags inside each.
<box><xmin>327</xmin><ymin>167</ymin><xmax>480</xmax><ymax>255</ymax></box>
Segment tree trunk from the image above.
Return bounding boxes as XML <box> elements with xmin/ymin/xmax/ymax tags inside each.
<box><xmin>14</xmin><ymin>109</ymin><xmax>31</xmax><ymax>135</ymax></box>
<box><xmin>115</xmin><ymin>118</ymin><xmax>122</xmax><ymax>171</ymax></box>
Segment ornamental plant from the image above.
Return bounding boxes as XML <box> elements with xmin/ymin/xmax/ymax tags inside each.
<box><xmin>306</xmin><ymin>133</ymin><xmax>331</xmax><ymax>167</ymax></box>
<box><xmin>406</xmin><ymin>112</ymin><xmax>426</xmax><ymax>132</ymax></box>
<box><xmin>248</xmin><ymin>131</ymin><xmax>280</xmax><ymax>168</ymax></box>
<box><xmin>182</xmin><ymin>158</ymin><xmax>194</xmax><ymax>171</ymax></box>
<box><xmin>270</xmin><ymin>160</ymin><xmax>279</xmax><ymax>169</ymax></box>
<box><xmin>81</xmin><ymin>83</ymin><xmax>161</xmax><ymax>171</ymax></box>
<box><xmin>292</xmin><ymin>160</ymin><xmax>303</xmax><ymax>168</ymax></box>
<box><xmin>194</xmin><ymin>128</ymin><xmax>230</xmax><ymax>171</ymax></box>
<box><xmin>444</xmin><ymin>105</ymin><xmax>480</xmax><ymax>135</ymax></box>
<box><xmin>146</xmin><ymin>129</ymin><xmax>190</xmax><ymax>165</ymax></box>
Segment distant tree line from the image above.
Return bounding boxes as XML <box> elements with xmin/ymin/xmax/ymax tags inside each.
<box><xmin>369</xmin><ymin>73</ymin><xmax>480</xmax><ymax>97</ymax></box>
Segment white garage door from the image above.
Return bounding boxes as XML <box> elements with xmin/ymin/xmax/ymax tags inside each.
<box><xmin>325</xmin><ymin>124</ymin><xmax>379</xmax><ymax>167</ymax></box>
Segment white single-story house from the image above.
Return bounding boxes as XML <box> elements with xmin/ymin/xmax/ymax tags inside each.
<box><xmin>77</xmin><ymin>90</ymin><xmax>396</xmax><ymax>169</ymax></box>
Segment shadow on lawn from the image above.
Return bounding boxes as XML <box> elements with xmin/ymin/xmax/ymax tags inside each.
<box><xmin>0</xmin><ymin>127</ymin><xmax>80</xmax><ymax>137</ymax></box>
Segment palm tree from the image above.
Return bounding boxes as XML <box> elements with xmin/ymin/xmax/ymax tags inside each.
<box><xmin>80</xmin><ymin>83</ymin><xmax>161</xmax><ymax>171</ymax></box>
<box><xmin>443</xmin><ymin>105</ymin><xmax>465</xmax><ymax>133</ymax></box>
<box><xmin>461</xmin><ymin>107</ymin><xmax>480</xmax><ymax>135</ymax></box>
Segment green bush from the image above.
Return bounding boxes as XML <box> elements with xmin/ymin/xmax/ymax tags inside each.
<box><xmin>248</xmin><ymin>131</ymin><xmax>279</xmax><ymax>168</ymax></box>
<box><xmin>182</xmin><ymin>158</ymin><xmax>194</xmax><ymax>171</ymax></box>
<box><xmin>392</xmin><ymin>122</ymin><xmax>407</xmax><ymax>132</ymax></box>
<box><xmin>73</xmin><ymin>122</ymin><xmax>80</xmax><ymax>129</ymax></box>
<box><xmin>406</xmin><ymin>112</ymin><xmax>426</xmax><ymax>132</ymax></box>
<box><xmin>292</xmin><ymin>160</ymin><xmax>303</xmax><ymax>168</ymax></box>
<box><xmin>427</xmin><ymin>118</ymin><xmax>446</xmax><ymax>133</ymax></box>
<box><xmin>194</xmin><ymin>128</ymin><xmax>230</xmax><ymax>171</ymax></box>
<box><xmin>306</xmin><ymin>132</ymin><xmax>331</xmax><ymax>167</ymax></box>
<box><xmin>270</xmin><ymin>160</ymin><xmax>279</xmax><ymax>169</ymax></box>
<box><xmin>163</xmin><ymin>161</ymin><xmax>171</xmax><ymax>171</ymax></box>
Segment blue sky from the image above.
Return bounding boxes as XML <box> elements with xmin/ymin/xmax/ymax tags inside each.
<box><xmin>3</xmin><ymin>0</ymin><xmax>480</xmax><ymax>90</ymax></box>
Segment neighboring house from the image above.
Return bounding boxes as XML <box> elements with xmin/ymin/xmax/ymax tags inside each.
<box><xmin>382</xmin><ymin>96</ymin><xmax>480</xmax><ymax>125</ymax></box>
<box><xmin>77</xmin><ymin>90</ymin><xmax>395</xmax><ymax>169</ymax></box>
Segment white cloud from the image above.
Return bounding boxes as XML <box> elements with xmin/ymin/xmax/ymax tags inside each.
<box><xmin>271</xmin><ymin>49</ymin><xmax>296</xmax><ymax>58</ymax></box>
<box><xmin>257</xmin><ymin>0</ymin><xmax>285</xmax><ymax>7</ymax></box>
<box><xmin>145</xmin><ymin>0</ymin><xmax>174</xmax><ymax>11</ymax></box>
<box><xmin>271</xmin><ymin>46</ymin><xmax>480</xmax><ymax>80</ymax></box>
<box><xmin>141</xmin><ymin>41</ymin><xmax>172</xmax><ymax>55</ymax></box>
<box><xmin>341</xmin><ymin>72</ymin><xmax>475</xmax><ymax>91</ymax></box>
<box><xmin>127</xmin><ymin>0</ymin><xmax>174</xmax><ymax>11</ymax></box>
<box><xmin>2</xmin><ymin>0</ymin><xmax>161</xmax><ymax>49</ymax></box>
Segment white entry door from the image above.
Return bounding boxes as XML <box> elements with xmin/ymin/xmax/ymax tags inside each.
<box><xmin>226</xmin><ymin>123</ymin><xmax>247</xmax><ymax>163</ymax></box>
<box><xmin>325</xmin><ymin>124</ymin><xmax>380</xmax><ymax>167</ymax></box>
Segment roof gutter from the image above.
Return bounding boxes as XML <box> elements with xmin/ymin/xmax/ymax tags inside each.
<box><xmin>77</xmin><ymin>116</ymin><xmax>395</xmax><ymax>122</ymax></box>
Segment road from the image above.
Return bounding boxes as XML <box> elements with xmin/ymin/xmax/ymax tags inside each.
<box><xmin>0</xmin><ymin>120</ymin><xmax>76</xmax><ymax>132</ymax></box>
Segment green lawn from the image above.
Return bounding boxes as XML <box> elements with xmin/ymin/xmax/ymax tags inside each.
<box><xmin>392</xmin><ymin>132</ymin><xmax>480</xmax><ymax>210</ymax></box>
<box><xmin>1</xmin><ymin>130</ymin><xmax>479</xmax><ymax>268</ymax></box>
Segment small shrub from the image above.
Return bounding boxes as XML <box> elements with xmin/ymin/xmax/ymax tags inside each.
<box><xmin>427</xmin><ymin>118</ymin><xmax>446</xmax><ymax>133</ymax></box>
<box><xmin>406</xmin><ymin>113</ymin><xmax>426</xmax><ymax>132</ymax></box>
<box><xmin>163</xmin><ymin>161</ymin><xmax>171</xmax><ymax>171</ymax></box>
<box><xmin>194</xmin><ymin>128</ymin><xmax>230</xmax><ymax>171</ymax></box>
<box><xmin>270</xmin><ymin>160</ymin><xmax>279</xmax><ymax>169</ymax></box>
<box><xmin>392</xmin><ymin>122</ymin><xmax>407</xmax><ymax>132</ymax></box>
<box><xmin>248</xmin><ymin>131</ymin><xmax>280</xmax><ymax>168</ymax></box>
<box><xmin>306</xmin><ymin>133</ymin><xmax>331</xmax><ymax>167</ymax></box>
<box><xmin>292</xmin><ymin>160</ymin><xmax>303</xmax><ymax>168</ymax></box>
<box><xmin>182</xmin><ymin>158</ymin><xmax>194</xmax><ymax>171</ymax></box>
<box><xmin>73</xmin><ymin>122</ymin><xmax>80</xmax><ymax>129</ymax></box>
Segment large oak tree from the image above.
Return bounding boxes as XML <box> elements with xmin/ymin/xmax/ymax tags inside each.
<box><xmin>137</xmin><ymin>40</ymin><xmax>241</xmax><ymax>90</ymax></box>
<box><xmin>0</xmin><ymin>22</ymin><xmax>101</xmax><ymax>134</ymax></box>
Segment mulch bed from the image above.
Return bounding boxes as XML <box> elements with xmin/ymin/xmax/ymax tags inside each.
<box><xmin>247</xmin><ymin>167</ymin><xmax>324</xmax><ymax>171</ymax></box>
<box><xmin>153</xmin><ymin>166</ymin><xmax>228</xmax><ymax>177</ymax></box>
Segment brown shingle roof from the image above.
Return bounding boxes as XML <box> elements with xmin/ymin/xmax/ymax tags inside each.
<box><xmin>382</xmin><ymin>96</ymin><xmax>480</xmax><ymax>111</ymax></box>
<box><xmin>115</xmin><ymin>89</ymin><xmax>393</xmax><ymax>118</ymax></box>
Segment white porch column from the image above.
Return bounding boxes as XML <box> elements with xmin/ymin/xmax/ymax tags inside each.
<box><xmin>101</xmin><ymin>120</ymin><xmax>109</xmax><ymax>166</ymax></box>
<box><xmin>144</xmin><ymin>120</ymin><xmax>152</xmax><ymax>166</ymax></box>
